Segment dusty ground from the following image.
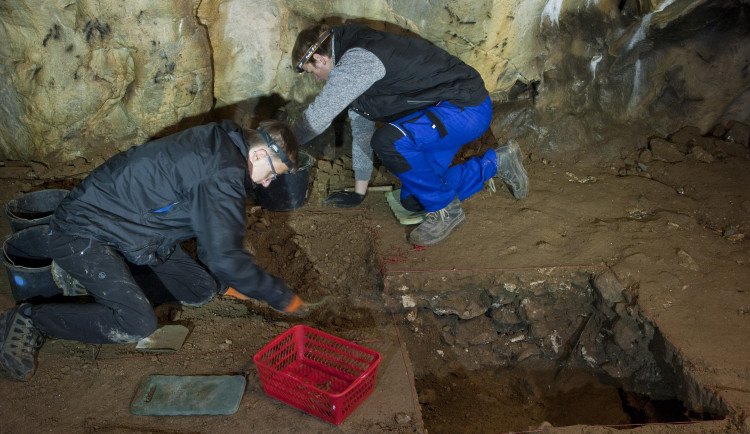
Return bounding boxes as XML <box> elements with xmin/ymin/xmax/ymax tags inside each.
<box><xmin>1</xmin><ymin>127</ymin><xmax>750</xmax><ymax>433</ymax></box>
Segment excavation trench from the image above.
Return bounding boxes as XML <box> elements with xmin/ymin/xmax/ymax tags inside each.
<box><xmin>246</xmin><ymin>203</ymin><xmax>731</xmax><ymax>432</ymax></box>
<box><xmin>383</xmin><ymin>268</ymin><xmax>729</xmax><ymax>433</ymax></box>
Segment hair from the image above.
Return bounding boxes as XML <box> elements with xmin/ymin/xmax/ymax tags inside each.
<box><xmin>245</xmin><ymin>120</ymin><xmax>299</xmax><ymax>170</ymax></box>
<box><xmin>292</xmin><ymin>24</ymin><xmax>332</xmax><ymax>70</ymax></box>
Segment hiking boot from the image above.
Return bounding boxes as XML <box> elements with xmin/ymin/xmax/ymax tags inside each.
<box><xmin>0</xmin><ymin>304</ymin><xmax>44</xmax><ymax>381</ymax></box>
<box><xmin>494</xmin><ymin>139</ymin><xmax>529</xmax><ymax>199</ymax></box>
<box><xmin>408</xmin><ymin>198</ymin><xmax>465</xmax><ymax>246</ymax></box>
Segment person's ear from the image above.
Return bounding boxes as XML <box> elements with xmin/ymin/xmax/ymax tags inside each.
<box><xmin>312</xmin><ymin>53</ymin><xmax>326</xmax><ymax>65</ymax></box>
<box><xmin>250</xmin><ymin>148</ymin><xmax>268</xmax><ymax>162</ymax></box>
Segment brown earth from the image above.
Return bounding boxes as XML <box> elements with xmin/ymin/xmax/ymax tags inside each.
<box><xmin>0</xmin><ymin>129</ymin><xmax>749</xmax><ymax>433</ymax></box>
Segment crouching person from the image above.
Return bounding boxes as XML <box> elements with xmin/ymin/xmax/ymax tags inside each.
<box><xmin>0</xmin><ymin>119</ymin><xmax>306</xmax><ymax>381</ymax></box>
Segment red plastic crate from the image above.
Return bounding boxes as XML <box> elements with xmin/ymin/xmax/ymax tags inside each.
<box><xmin>253</xmin><ymin>325</ymin><xmax>381</xmax><ymax>425</ymax></box>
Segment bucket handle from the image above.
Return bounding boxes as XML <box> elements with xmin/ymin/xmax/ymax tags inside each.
<box><xmin>4</xmin><ymin>207</ymin><xmax>25</xmax><ymax>220</ymax></box>
<box><xmin>2</xmin><ymin>236</ymin><xmax>18</xmax><ymax>267</ymax></box>
<box><xmin>5</xmin><ymin>205</ymin><xmax>50</xmax><ymax>221</ymax></box>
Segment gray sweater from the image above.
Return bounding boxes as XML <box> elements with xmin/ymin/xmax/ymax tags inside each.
<box><xmin>293</xmin><ymin>40</ymin><xmax>386</xmax><ymax>181</ymax></box>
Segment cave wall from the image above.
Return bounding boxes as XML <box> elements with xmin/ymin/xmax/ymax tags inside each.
<box><xmin>0</xmin><ymin>0</ymin><xmax>748</xmax><ymax>164</ymax></box>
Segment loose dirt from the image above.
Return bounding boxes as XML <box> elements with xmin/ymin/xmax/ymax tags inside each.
<box><xmin>1</xmin><ymin>131</ymin><xmax>749</xmax><ymax>433</ymax></box>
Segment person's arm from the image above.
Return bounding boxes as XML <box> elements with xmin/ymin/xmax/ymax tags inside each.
<box><xmin>350</xmin><ymin>109</ymin><xmax>376</xmax><ymax>191</ymax></box>
<box><xmin>293</xmin><ymin>48</ymin><xmax>386</xmax><ymax>145</ymax></box>
<box><xmin>321</xmin><ymin>109</ymin><xmax>374</xmax><ymax>208</ymax></box>
<box><xmin>191</xmin><ymin>175</ymin><xmax>294</xmax><ymax>310</ymax></box>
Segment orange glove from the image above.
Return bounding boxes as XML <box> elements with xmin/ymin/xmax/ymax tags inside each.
<box><xmin>223</xmin><ymin>287</ymin><xmax>249</xmax><ymax>300</ymax></box>
<box><xmin>225</xmin><ymin>288</ymin><xmax>305</xmax><ymax>314</ymax></box>
<box><xmin>283</xmin><ymin>295</ymin><xmax>306</xmax><ymax>313</ymax></box>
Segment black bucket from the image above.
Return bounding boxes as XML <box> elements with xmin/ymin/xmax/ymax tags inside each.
<box><xmin>255</xmin><ymin>151</ymin><xmax>314</xmax><ymax>211</ymax></box>
<box><xmin>1</xmin><ymin>225</ymin><xmax>61</xmax><ymax>301</ymax></box>
<box><xmin>4</xmin><ymin>189</ymin><xmax>69</xmax><ymax>232</ymax></box>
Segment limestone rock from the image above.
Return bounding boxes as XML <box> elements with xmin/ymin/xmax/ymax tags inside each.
<box><xmin>725</xmin><ymin>121</ymin><xmax>750</xmax><ymax>146</ymax></box>
<box><xmin>0</xmin><ymin>1</ymin><xmax>212</xmax><ymax>161</ymax></box>
<box><xmin>688</xmin><ymin>145</ymin><xmax>714</xmax><ymax>163</ymax></box>
<box><xmin>490</xmin><ymin>305</ymin><xmax>524</xmax><ymax>331</ymax></box>
<box><xmin>454</xmin><ymin>316</ymin><xmax>499</xmax><ymax>347</ymax></box>
<box><xmin>649</xmin><ymin>138</ymin><xmax>686</xmax><ymax>162</ymax></box>
<box><xmin>677</xmin><ymin>248</ymin><xmax>700</xmax><ymax>272</ymax></box>
<box><xmin>426</xmin><ymin>287</ymin><xmax>490</xmax><ymax>320</ymax></box>
<box><xmin>592</xmin><ymin>271</ymin><xmax>625</xmax><ymax>318</ymax></box>
<box><xmin>669</xmin><ymin>126</ymin><xmax>702</xmax><ymax>145</ymax></box>
<box><xmin>0</xmin><ymin>0</ymin><xmax>748</xmax><ymax>166</ymax></box>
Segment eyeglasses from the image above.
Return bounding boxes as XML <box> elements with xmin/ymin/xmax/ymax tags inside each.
<box><xmin>295</xmin><ymin>30</ymin><xmax>331</xmax><ymax>73</ymax></box>
<box><xmin>266</xmin><ymin>155</ymin><xmax>277</xmax><ymax>182</ymax></box>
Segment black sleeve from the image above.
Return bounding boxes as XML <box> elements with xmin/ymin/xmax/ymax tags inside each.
<box><xmin>191</xmin><ymin>174</ymin><xmax>294</xmax><ymax>310</ymax></box>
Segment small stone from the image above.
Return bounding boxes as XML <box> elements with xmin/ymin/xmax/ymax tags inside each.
<box><xmin>689</xmin><ymin>145</ymin><xmax>714</xmax><ymax>163</ymax></box>
<box><xmin>638</xmin><ymin>148</ymin><xmax>652</xmax><ymax>163</ymax></box>
<box><xmin>725</xmin><ymin>121</ymin><xmax>750</xmax><ymax>146</ymax></box>
<box><xmin>669</xmin><ymin>125</ymin><xmax>701</xmax><ymax>145</ymax></box>
<box><xmin>677</xmin><ymin>249</ymin><xmax>699</xmax><ymax>271</ymax></box>
<box><xmin>394</xmin><ymin>412</ymin><xmax>412</xmax><ymax>425</ymax></box>
<box><xmin>418</xmin><ymin>388</ymin><xmax>438</xmax><ymax>404</ymax></box>
<box><xmin>538</xmin><ymin>421</ymin><xmax>554</xmax><ymax>430</ymax></box>
<box><xmin>649</xmin><ymin>138</ymin><xmax>685</xmax><ymax>162</ymax></box>
<box><xmin>515</xmin><ymin>343</ymin><xmax>541</xmax><ymax>362</ymax></box>
<box><xmin>726</xmin><ymin>233</ymin><xmax>745</xmax><ymax>243</ymax></box>
<box><xmin>317</xmin><ymin>160</ymin><xmax>332</xmax><ymax>172</ymax></box>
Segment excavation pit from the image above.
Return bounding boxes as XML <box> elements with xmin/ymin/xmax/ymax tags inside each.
<box><xmin>383</xmin><ymin>268</ymin><xmax>730</xmax><ymax>432</ymax></box>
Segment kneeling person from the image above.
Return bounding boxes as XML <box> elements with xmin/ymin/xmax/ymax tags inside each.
<box><xmin>0</xmin><ymin>119</ymin><xmax>305</xmax><ymax>381</ymax></box>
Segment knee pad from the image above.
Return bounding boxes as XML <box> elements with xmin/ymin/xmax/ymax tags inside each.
<box><xmin>51</xmin><ymin>261</ymin><xmax>88</xmax><ymax>296</ymax></box>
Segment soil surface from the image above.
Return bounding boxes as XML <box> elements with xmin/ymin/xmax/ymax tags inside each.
<box><xmin>1</xmin><ymin>130</ymin><xmax>750</xmax><ymax>433</ymax></box>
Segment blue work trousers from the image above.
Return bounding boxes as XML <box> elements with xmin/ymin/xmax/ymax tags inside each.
<box><xmin>371</xmin><ymin>96</ymin><xmax>496</xmax><ymax>212</ymax></box>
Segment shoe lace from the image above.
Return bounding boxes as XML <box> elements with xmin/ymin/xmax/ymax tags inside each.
<box><xmin>424</xmin><ymin>208</ymin><xmax>449</xmax><ymax>224</ymax></box>
<box><xmin>487</xmin><ymin>178</ymin><xmax>497</xmax><ymax>193</ymax></box>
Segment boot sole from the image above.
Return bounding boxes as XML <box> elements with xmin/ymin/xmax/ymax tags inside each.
<box><xmin>0</xmin><ymin>307</ymin><xmax>41</xmax><ymax>381</ymax></box>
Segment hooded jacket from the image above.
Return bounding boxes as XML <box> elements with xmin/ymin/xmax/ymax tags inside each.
<box><xmin>50</xmin><ymin>120</ymin><xmax>293</xmax><ymax>309</ymax></box>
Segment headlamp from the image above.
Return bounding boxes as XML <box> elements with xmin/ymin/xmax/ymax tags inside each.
<box><xmin>294</xmin><ymin>30</ymin><xmax>332</xmax><ymax>73</ymax></box>
<box><xmin>257</xmin><ymin>128</ymin><xmax>296</xmax><ymax>174</ymax></box>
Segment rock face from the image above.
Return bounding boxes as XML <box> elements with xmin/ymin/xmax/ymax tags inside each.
<box><xmin>0</xmin><ymin>0</ymin><xmax>748</xmax><ymax>163</ymax></box>
<box><xmin>0</xmin><ymin>2</ymin><xmax>214</xmax><ymax>161</ymax></box>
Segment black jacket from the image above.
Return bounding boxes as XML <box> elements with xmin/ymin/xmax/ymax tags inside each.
<box><xmin>50</xmin><ymin>120</ymin><xmax>293</xmax><ymax>309</ymax></box>
<box><xmin>334</xmin><ymin>23</ymin><xmax>489</xmax><ymax>122</ymax></box>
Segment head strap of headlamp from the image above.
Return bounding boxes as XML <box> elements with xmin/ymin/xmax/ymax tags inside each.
<box><xmin>257</xmin><ymin>128</ymin><xmax>296</xmax><ymax>174</ymax></box>
<box><xmin>295</xmin><ymin>30</ymin><xmax>332</xmax><ymax>73</ymax></box>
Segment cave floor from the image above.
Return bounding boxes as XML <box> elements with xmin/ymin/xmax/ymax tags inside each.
<box><xmin>0</xmin><ymin>152</ymin><xmax>749</xmax><ymax>433</ymax></box>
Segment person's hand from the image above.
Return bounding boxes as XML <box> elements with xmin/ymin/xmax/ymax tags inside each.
<box><xmin>322</xmin><ymin>191</ymin><xmax>365</xmax><ymax>208</ymax></box>
<box><xmin>279</xmin><ymin>294</ymin><xmax>310</xmax><ymax>317</ymax></box>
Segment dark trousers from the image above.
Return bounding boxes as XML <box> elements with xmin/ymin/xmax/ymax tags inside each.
<box><xmin>30</xmin><ymin>231</ymin><xmax>219</xmax><ymax>344</ymax></box>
